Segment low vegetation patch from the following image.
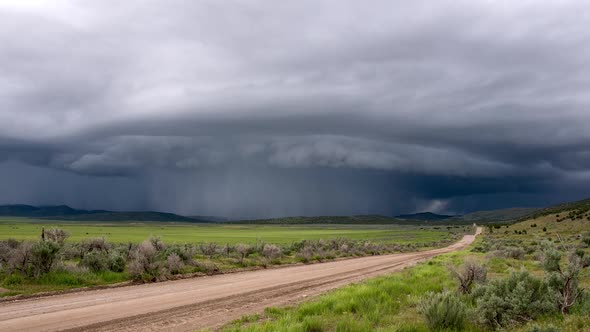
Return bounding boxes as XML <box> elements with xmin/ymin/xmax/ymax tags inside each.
<box><xmin>0</xmin><ymin>224</ymin><xmax>467</xmax><ymax>297</ymax></box>
<box><xmin>223</xmin><ymin>210</ymin><xmax>590</xmax><ymax>332</ymax></box>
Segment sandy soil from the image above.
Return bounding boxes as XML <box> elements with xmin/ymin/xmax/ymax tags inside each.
<box><xmin>0</xmin><ymin>228</ymin><xmax>480</xmax><ymax>332</ymax></box>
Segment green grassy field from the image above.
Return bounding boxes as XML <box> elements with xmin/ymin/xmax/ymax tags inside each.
<box><xmin>0</xmin><ymin>217</ymin><xmax>455</xmax><ymax>245</ymax></box>
<box><xmin>0</xmin><ymin>218</ymin><xmax>466</xmax><ymax>297</ymax></box>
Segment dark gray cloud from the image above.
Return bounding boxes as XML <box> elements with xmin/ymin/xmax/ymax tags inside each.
<box><xmin>1</xmin><ymin>1</ymin><xmax>589</xmax><ymax>217</ymax></box>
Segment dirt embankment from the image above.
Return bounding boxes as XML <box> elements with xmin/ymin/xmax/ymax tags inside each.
<box><xmin>0</xmin><ymin>228</ymin><xmax>480</xmax><ymax>332</ymax></box>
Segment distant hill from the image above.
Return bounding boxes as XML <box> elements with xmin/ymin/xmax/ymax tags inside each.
<box><xmin>395</xmin><ymin>212</ymin><xmax>455</xmax><ymax>221</ymax></box>
<box><xmin>0</xmin><ymin>204</ymin><xmax>203</xmax><ymax>222</ymax></box>
<box><xmin>188</xmin><ymin>215</ymin><xmax>229</xmax><ymax>222</ymax></box>
<box><xmin>522</xmin><ymin>197</ymin><xmax>590</xmax><ymax>220</ymax></box>
<box><xmin>231</xmin><ymin>215</ymin><xmax>416</xmax><ymax>225</ymax></box>
<box><xmin>452</xmin><ymin>207</ymin><xmax>539</xmax><ymax>223</ymax></box>
<box><xmin>7</xmin><ymin>198</ymin><xmax>589</xmax><ymax>225</ymax></box>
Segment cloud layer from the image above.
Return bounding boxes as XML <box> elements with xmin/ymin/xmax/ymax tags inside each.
<box><xmin>1</xmin><ymin>0</ymin><xmax>590</xmax><ymax>217</ymax></box>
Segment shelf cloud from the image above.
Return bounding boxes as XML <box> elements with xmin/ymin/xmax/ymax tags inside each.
<box><xmin>1</xmin><ymin>0</ymin><xmax>590</xmax><ymax>217</ymax></box>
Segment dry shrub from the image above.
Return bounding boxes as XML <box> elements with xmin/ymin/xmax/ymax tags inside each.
<box><xmin>296</xmin><ymin>246</ymin><xmax>314</xmax><ymax>263</ymax></box>
<box><xmin>128</xmin><ymin>239</ymin><xmax>167</xmax><ymax>281</ymax></box>
<box><xmin>44</xmin><ymin>228</ymin><xmax>69</xmax><ymax>245</ymax></box>
<box><xmin>6</xmin><ymin>242</ymin><xmax>34</xmax><ymax>275</ymax></box>
<box><xmin>235</xmin><ymin>244</ymin><xmax>250</xmax><ymax>264</ymax></box>
<box><xmin>450</xmin><ymin>260</ymin><xmax>487</xmax><ymax>294</ymax></box>
<box><xmin>149</xmin><ymin>236</ymin><xmax>166</xmax><ymax>251</ymax></box>
<box><xmin>200</xmin><ymin>243</ymin><xmax>218</xmax><ymax>259</ymax></box>
<box><xmin>262</xmin><ymin>244</ymin><xmax>281</xmax><ymax>261</ymax></box>
<box><xmin>339</xmin><ymin>243</ymin><xmax>350</xmax><ymax>254</ymax></box>
<box><xmin>362</xmin><ymin>242</ymin><xmax>381</xmax><ymax>255</ymax></box>
<box><xmin>84</xmin><ymin>238</ymin><xmax>111</xmax><ymax>255</ymax></box>
<box><xmin>166</xmin><ymin>253</ymin><xmax>184</xmax><ymax>274</ymax></box>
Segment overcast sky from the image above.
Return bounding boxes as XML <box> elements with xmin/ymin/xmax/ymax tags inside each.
<box><xmin>1</xmin><ymin>0</ymin><xmax>589</xmax><ymax>218</ymax></box>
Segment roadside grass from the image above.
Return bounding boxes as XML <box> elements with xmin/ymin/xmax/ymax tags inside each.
<box><xmin>222</xmin><ymin>213</ymin><xmax>590</xmax><ymax>332</ymax></box>
<box><xmin>0</xmin><ymin>270</ymin><xmax>128</xmax><ymax>297</ymax></box>
<box><xmin>222</xmin><ymin>251</ymin><xmax>485</xmax><ymax>332</ymax></box>
<box><xmin>0</xmin><ymin>218</ymin><xmax>461</xmax><ymax>245</ymax></box>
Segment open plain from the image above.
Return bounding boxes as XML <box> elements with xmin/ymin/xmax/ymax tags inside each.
<box><xmin>0</xmin><ymin>229</ymin><xmax>479</xmax><ymax>332</ymax></box>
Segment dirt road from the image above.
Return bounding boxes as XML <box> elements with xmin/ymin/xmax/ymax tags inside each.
<box><xmin>0</xmin><ymin>228</ymin><xmax>480</xmax><ymax>332</ymax></box>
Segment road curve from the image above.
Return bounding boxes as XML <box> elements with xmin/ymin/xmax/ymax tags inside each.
<box><xmin>0</xmin><ymin>228</ymin><xmax>480</xmax><ymax>332</ymax></box>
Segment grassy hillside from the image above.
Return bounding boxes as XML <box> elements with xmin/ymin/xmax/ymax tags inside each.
<box><xmin>453</xmin><ymin>207</ymin><xmax>538</xmax><ymax>223</ymax></box>
<box><xmin>523</xmin><ymin>197</ymin><xmax>590</xmax><ymax>221</ymax></box>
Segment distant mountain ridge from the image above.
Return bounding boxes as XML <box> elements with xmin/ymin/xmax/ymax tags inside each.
<box><xmin>4</xmin><ymin>198</ymin><xmax>590</xmax><ymax>224</ymax></box>
<box><xmin>0</xmin><ymin>204</ymin><xmax>202</xmax><ymax>222</ymax></box>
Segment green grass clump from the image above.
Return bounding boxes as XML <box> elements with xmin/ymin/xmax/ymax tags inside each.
<box><xmin>419</xmin><ymin>291</ymin><xmax>466</xmax><ymax>331</ymax></box>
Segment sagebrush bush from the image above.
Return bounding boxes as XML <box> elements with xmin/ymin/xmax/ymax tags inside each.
<box><xmin>419</xmin><ymin>291</ymin><xmax>467</xmax><ymax>331</ymax></box>
<box><xmin>200</xmin><ymin>242</ymin><xmax>218</xmax><ymax>258</ymax></box>
<box><xmin>543</xmin><ymin>248</ymin><xmax>586</xmax><ymax>314</ymax></box>
<box><xmin>262</xmin><ymin>244</ymin><xmax>281</xmax><ymax>261</ymax></box>
<box><xmin>31</xmin><ymin>240</ymin><xmax>61</xmax><ymax>276</ymax></box>
<box><xmin>128</xmin><ymin>239</ymin><xmax>167</xmax><ymax>281</ymax></box>
<box><xmin>166</xmin><ymin>253</ymin><xmax>184</xmax><ymax>274</ymax></box>
<box><xmin>108</xmin><ymin>253</ymin><xmax>126</xmax><ymax>272</ymax></box>
<box><xmin>0</xmin><ymin>241</ymin><xmax>14</xmax><ymax>268</ymax></box>
<box><xmin>235</xmin><ymin>243</ymin><xmax>250</xmax><ymax>264</ymax></box>
<box><xmin>83</xmin><ymin>238</ymin><xmax>111</xmax><ymax>255</ymax></box>
<box><xmin>197</xmin><ymin>261</ymin><xmax>219</xmax><ymax>274</ymax></box>
<box><xmin>473</xmin><ymin>270</ymin><xmax>556</xmax><ymax>329</ymax></box>
<box><xmin>6</xmin><ymin>241</ymin><xmax>34</xmax><ymax>275</ymax></box>
<box><xmin>296</xmin><ymin>246</ymin><xmax>314</xmax><ymax>263</ymax></box>
<box><xmin>79</xmin><ymin>251</ymin><xmax>109</xmax><ymax>272</ymax></box>
<box><xmin>362</xmin><ymin>241</ymin><xmax>381</xmax><ymax>255</ymax></box>
<box><xmin>44</xmin><ymin>228</ymin><xmax>69</xmax><ymax>245</ymax></box>
<box><xmin>149</xmin><ymin>236</ymin><xmax>166</xmax><ymax>251</ymax></box>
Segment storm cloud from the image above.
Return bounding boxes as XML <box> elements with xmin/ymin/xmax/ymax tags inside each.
<box><xmin>1</xmin><ymin>0</ymin><xmax>590</xmax><ymax>218</ymax></box>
